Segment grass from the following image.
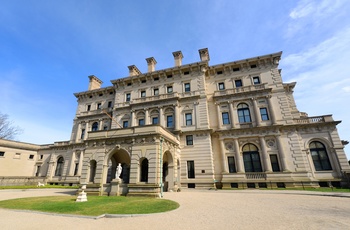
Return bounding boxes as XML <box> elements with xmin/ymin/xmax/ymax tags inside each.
<box><xmin>0</xmin><ymin>185</ymin><xmax>79</xmax><ymax>190</ymax></box>
<box><xmin>0</xmin><ymin>196</ymin><xmax>179</xmax><ymax>216</ymax></box>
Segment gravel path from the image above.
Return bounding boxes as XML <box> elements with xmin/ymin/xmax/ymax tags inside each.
<box><xmin>0</xmin><ymin>189</ymin><xmax>350</xmax><ymax>230</ymax></box>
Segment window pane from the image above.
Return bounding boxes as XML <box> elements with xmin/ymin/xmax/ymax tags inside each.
<box><xmin>235</xmin><ymin>80</ymin><xmax>242</xmax><ymax>87</ymax></box>
<box><xmin>185</xmin><ymin>113</ymin><xmax>192</xmax><ymax>126</ymax></box>
<box><xmin>260</xmin><ymin>108</ymin><xmax>269</xmax><ymax>121</ymax></box>
<box><xmin>187</xmin><ymin>161</ymin><xmax>195</xmax><ymax>178</ymax></box>
<box><xmin>228</xmin><ymin>157</ymin><xmax>236</xmax><ymax>173</ymax></box>
<box><xmin>222</xmin><ymin>112</ymin><xmax>230</xmax><ymax>124</ymax></box>
<box><xmin>185</xmin><ymin>83</ymin><xmax>191</xmax><ymax>92</ymax></box>
<box><xmin>152</xmin><ymin>117</ymin><xmax>158</xmax><ymax>124</ymax></box>
<box><xmin>186</xmin><ymin>135</ymin><xmax>193</xmax><ymax>145</ymax></box>
<box><xmin>167</xmin><ymin>115</ymin><xmax>173</xmax><ymax>127</ymax></box>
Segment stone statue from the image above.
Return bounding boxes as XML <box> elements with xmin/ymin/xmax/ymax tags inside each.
<box><xmin>115</xmin><ymin>163</ymin><xmax>122</xmax><ymax>179</ymax></box>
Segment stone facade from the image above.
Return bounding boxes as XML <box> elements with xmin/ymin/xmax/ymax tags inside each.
<box><xmin>1</xmin><ymin>48</ymin><xmax>349</xmax><ymax>195</ymax></box>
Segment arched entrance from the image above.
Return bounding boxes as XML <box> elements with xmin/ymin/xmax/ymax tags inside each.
<box><xmin>163</xmin><ymin>151</ymin><xmax>174</xmax><ymax>192</ymax></box>
<box><xmin>105</xmin><ymin>148</ymin><xmax>131</xmax><ymax>184</ymax></box>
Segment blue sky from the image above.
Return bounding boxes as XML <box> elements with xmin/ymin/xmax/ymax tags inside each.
<box><xmin>1</xmin><ymin>0</ymin><xmax>350</xmax><ymax>158</ymax></box>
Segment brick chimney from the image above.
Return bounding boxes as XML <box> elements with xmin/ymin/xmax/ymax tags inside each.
<box><xmin>199</xmin><ymin>48</ymin><xmax>210</xmax><ymax>62</ymax></box>
<box><xmin>172</xmin><ymin>51</ymin><xmax>183</xmax><ymax>67</ymax></box>
<box><xmin>146</xmin><ymin>57</ymin><xmax>157</xmax><ymax>72</ymax></box>
<box><xmin>128</xmin><ymin>65</ymin><xmax>142</xmax><ymax>76</ymax></box>
<box><xmin>88</xmin><ymin>75</ymin><xmax>103</xmax><ymax>90</ymax></box>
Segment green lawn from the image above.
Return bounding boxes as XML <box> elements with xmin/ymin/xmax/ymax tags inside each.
<box><xmin>0</xmin><ymin>196</ymin><xmax>179</xmax><ymax>216</ymax></box>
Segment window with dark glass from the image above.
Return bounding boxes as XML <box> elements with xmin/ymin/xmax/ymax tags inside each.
<box><xmin>81</xmin><ymin>129</ymin><xmax>85</xmax><ymax>139</ymax></box>
<box><xmin>187</xmin><ymin>161</ymin><xmax>195</xmax><ymax>178</ymax></box>
<box><xmin>152</xmin><ymin>117</ymin><xmax>158</xmax><ymax>124</ymax></box>
<box><xmin>140</xmin><ymin>158</ymin><xmax>149</xmax><ymax>182</ymax></box>
<box><xmin>243</xmin><ymin>144</ymin><xmax>262</xmax><ymax>172</ymax></box>
<box><xmin>237</xmin><ymin>103</ymin><xmax>251</xmax><ymax>123</ymax></box>
<box><xmin>185</xmin><ymin>113</ymin><xmax>192</xmax><ymax>126</ymax></box>
<box><xmin>186</xmin><ymin>135</ymin><xmax>193</xmax><ymax>145</ymax></box>
<box><xmin>218</xmin><ymin>82</ymin><xmax>225</xmax><ymax>90</ymax></box>
<box><xmin>253</xmin><ymin>76</ymin><xmax>260</xmax><ymax>85</ymax></box>
<box><xmin>0</xmin><ymin>152</ymin><xmax>4</xmax><ymax>157</ymax></box>
<box><xmin>87</xmin><ymin>105</ymin><xmax>91</xmax><ymax>111</ymax></box>
<box><xmin>270</xmin><ymin>155</ymin><xmax>280</xmax><ymax>172</ymax></box>
<box><xmin>222</xmin><ymin>112</ymin><xmax>230</xmax><ymax>124</ymax></box>
<box><xmin>29</xmin><ymin>154</ymin><xmax>34</xmax><ymax>159</ymax></box>
<box><xmin>310</xmin><ymin>141</ymin><xmax>332</xmax><ymax>171</ymax></box>
<box><xmin>108</xmin><ymin>101</ymin><xmax>112</xmax><ymax>108</ymax></box>
<box><xmin>167</xmin><ymin>115</ymin><xmax>173</xmax><ymax>127</ymax></box>
<box><xmin>126</xmin><ymin>93</ymin><xmax>131</xmax><ymax>102</ymax></box>
<box><xmin>228</xmin><ymin>156</ymin><xmax>236</xmax><ymax>173</ymax></box>
<box><xmin>97</xmin><ymin>103</ymin><xmax>102</xmax><ymax>109</ymax></box>
<box><xmin>167</xmin><ymin>86</ymin><xmax>173</xmax><ymax>93</ymax></box>
<box><xmin>184</xmin><ymin>83</ymin><xmax>191</xmax><ymax>92</ymax></box>
<box><xmin>55</xmin><ymin>157</ymin><xmax>64</xmax><ymax>176</ymax></box>
<box><xmin>154</xmin><ymin>88</ymin><xmax>159</xmax><ymax>96</ymax></box>
<box><xmin>141</xmin><ymin>91</ymin><xmax>146</xmax><ymax>98</ymax></box>
<box><xmin>260</xmin><ymin>108</ymin><xmax>269</xmax><ymax>121</ymax></box>
<box><xmin>91</xmin><ymin>122</ymin><xmax>99</xmax><ymax>131</ymax></box>
<box><xmin>138</xmin><ymin>119</ymin><xmax>145</xmax><ymax>126</ymax></box>
<box><xmin>123</xmin><ymin>121</ymin><xmax>128</xmax><ymax>128</ymax></box>
<box><xmin>235</xmin><ymin>79</ymin><xmax>243</xmax><ymax>87</ymax></box>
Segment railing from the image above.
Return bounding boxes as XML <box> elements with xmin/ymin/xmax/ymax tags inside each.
<box><xmin>213</xmin><ymin>83</ymin><xmax>267</xmax><ymax>97</ymax></box>
<box><xmin>79</xmin><ymin>108</ymin><xmax>113</xmax><ymax>116</ymax></box>
<box><xmin>294</xmin><ymin>116</ymin><xmax>327</xmax><ymax>124</ymax></box>
<box><xmin>246</xmin><ymin>173</ymin><xmax>267</xmax><ymax>180</ymax></box>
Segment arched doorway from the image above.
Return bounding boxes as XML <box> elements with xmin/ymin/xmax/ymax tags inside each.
<box><xmin>163</xmin><ymin>151</ymin><xmax>174</xmax><ymax>192</ymax></box>
<box><xmin>242</xmin><ymin>143</ymin><xmax>262</xmax><ymax>172</ymax></box>
<box><xmin>105</xmin><ymin>148</ymin><xmax>131</xmax><ymax>184</ymax></box>
<box><xmin>55</xmin><ymin>157</ymin><xmax>64</xmax><ymax>176</ymax></box>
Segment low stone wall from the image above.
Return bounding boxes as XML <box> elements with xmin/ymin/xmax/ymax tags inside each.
<box><xmin>0</xmin><ymin>176</ymin><xmax>46</xmax><ymax>186</ymax></box>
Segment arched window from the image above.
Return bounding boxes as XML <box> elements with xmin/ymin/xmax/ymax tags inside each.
<box><xmin>310</xmin><ymin>141</ymin><xmax>332</xmax><ymax>171</ymax></box>
<box><xmin>55</xmin><ymin>157</ymin><xmax>64</xmax><ymax>176</ymax></box>
<box><xmin>140</xmin><ymin>158</ymin><xmax>149</xmax><ymax>182</ymax></box>
<box><xmin>92</xmin><ymin>122</ymin><xmax>99</xmax><ymax>131</ymax></box>
<box><xmin>237</xmin><ymin>103</ymin><xmax>251</xmax><ymax>123</ymax></box>
<box><xmin>243</xmin><ymin>144</ymin><xmax>262</xmax><ymax>172</ymax></box>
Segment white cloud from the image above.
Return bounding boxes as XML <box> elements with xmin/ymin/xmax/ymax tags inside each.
<box><xmin>289</xmin><ymin>0</ymin><xmax>344</xmax><ymax>19</ymax></box>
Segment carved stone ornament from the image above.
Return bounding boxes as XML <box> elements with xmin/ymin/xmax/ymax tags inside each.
<box><xmin>225</xmin><ymin>142</ymin><xmax>234</xmax><ymax>151</ymax></box>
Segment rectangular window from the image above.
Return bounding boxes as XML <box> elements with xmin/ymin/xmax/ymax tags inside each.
<box><xmin>253</xmin><ymin>76</ymin><xmax>261</xmax><ymax>85</ymax></box>
<box><xmin>167</xmin><ymin>115</ymin><xmax>173</xmax><ymax>128</ymax></box>
<box><xmin>123</xmin><ymin>121</ymin><xmax>129</xmax><ymax>128</ymax></box>
<box><xmin>97</xmin><ymin>103</ymin><xmax>102</xmax><ymax>110</ymax></box>
<box><xmin>222</xmin><ymin>112</ymin><xmax>230</xmax><ymax>125</ymax></box>
<box><xmin>187</xmin><ymin>161</ymin><xmax>195</xmax><ymax>178</ymax></box>
<box><xmin>126</xmin><ymin>93</ymin><xmax>131</xmax><ymax>102</ymax></box>
<box><xmin>81</xmin><ymin>129</ymin><xmax>85</xmax><ymax>139</ymax></box>
<box><xmin>35</xmin><ymin>166</ymin><xmax>41</xmax><ymax>177</ymax></box>
<box><xmin>218</xmin><ymin>82</ymin><xmax>225</xmax><ymax>90</ymax></box>
<box><xmin>87</xmin><ymin>105</ymin><xmax>91</xmax><ymax>111</ymax></box>
<box><xmin>186</xmin><ymin>135</ymin><xmax>193</xmax><ymax>145</ymax></box>
<box><xmin>74</xmin><ymin>163</ymin><xmax>79</xmax><ymax>176</ymax></box>
<box><xmin>185</xmin><ymin>113</ymin><xmax>192</xmax><ymax>126</ymax></box>
<box><xmin>260</xmin><ymin>108</ymin><xmax>269</xmax><ymax>121</ymax></box>
<box><xmin>108</xmin><ymin>101</ymin><xmax>112</xmax><ymax>108</ymax></box>
<box><xmin>29</xmin><ymin>154</ymin><xmax>34</xmax><ymax>159</ymax></box>
<box><xmin>141</xmin><ymin>90</ymin><xmax>146</xmax><ymax>98</ymax></box>
<box><xmin>138</xmin><ymin>119</ymin><xmax>145</xmax><ymax>126</ymax></box>
<box><xmin>0</xmin><ymin>151</ymin><xmax>4</xmax><ymax>157</ymax></box>
<box><xmin>154</xmin><ymin>88</ymin><xmax>159</xmax><ymax>96</ymax></box>
<box><xmin>152</xmin><ymin>117</ymin><xmax>159</xmax><ymax>125</ymax></box>
<box><xmin>228</xmin><ymin>156</ymin><xmax>236</xmax><ymax>173</ymax></box>
<box><xmin>184</xmin><ymin>83</ymin><xmax>191</xmax><ymax>92</ymax></box>
<box><xmin>40</xmin><ymin>155</ymin><xmax>44</xmax><ymax>160</ymax></box>
<box><xmin>235</xmin><ymin>79</ymin><xmax>243</xmax><ymax>88</ymax></box>
<box><xmin>270</xmin><ymin>155</ymin><xmax>280</xmax><ymax>172</ymax></box>
<box><xmin>167</xmin><ymin>86</ymin><xmax>173</xmax><ymax>93</ymax></box>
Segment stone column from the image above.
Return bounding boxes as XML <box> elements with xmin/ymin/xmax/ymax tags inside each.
<box><xmin>130</xmin><ymin>110</ymin><xmax>135</xmax><ymax>127</ymax></box>
<box><xmin>68</xmin><ymin>151</ymin><xmax>76</xmax><ymax>176</ymax></box>
<box><xmin>259</xmin><ymin>136</ymin><xmax>272</xmax><ymax>172</ymax></box>
<box><xmin>233</xmin><ymin>138</ymin><xmax>244</xmax><ymax>173</ymax></box>
<box><xmin>216</xmin><ymin>103</ymin><xmax>222</xmax><ymax>129</ymax></box>
<box><xmin>85</xmin><ymin>122</ymin><xmax>89</xmax><ymax>140</ymax></box>
<box><xmin>76</xmin><ymin>123</ymin><xmax>81</xmax><ymax>142</ymax></box>
<box><xmin>159</xmin><ymin>107</ymin><xmax>164</xmax><ymax>127</ymax></box>
<box><xmin>194</xmin><ymin>101</ymin><xmax>199</xmax><ymax>129</ymax></box>
<box><xmin>267</xmin><ymin>95</ymin><xmax>277</xmax><ymax>124</ymax></box>
<box><xmin>174</xmin><ymin>104</ymin><xmax>180</xmax><ymax>130</ymax></box>
<box><xmin>229</xmin><ymin>102</ymin><xmax>235</xmax><ymax>129</ymax></box>
<box><xmin>145</xmin><ymin>108</ymin><xmax>149</xmax><ymax>125</ymax></box>
<box><xmin>276</xmin><ymin>135</ymin><xmax>290</xmax><ymax>172</ymax></box>
<box><xmin>219</xmin><ymin>139</ymin><xmax>228</xmax><ymax>173</ymax></box>
<box><xmin>77</xmin><ymin>150</ymin><xmax>84</xmax><ymax>176</ymax></box>
<box><xmin>252</xmin><ymin>98</ymin><xmax>261</xmax><ymax>127</ymax></box>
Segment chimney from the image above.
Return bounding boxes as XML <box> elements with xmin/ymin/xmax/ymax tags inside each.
<box><xmin>88</xmin><ymin>75</ymin><xmax>103</xmax><ymax>90</ymax></box>
<box><xmin>146</xmin><ymin>57</ymin><xmax>157</xmax><ymax>72</ymax></box>
<box><xmin>199</xmin><ymin>48</ymin><xmax>210</xmax><ymax>62</ymax></box>
<box><xmin>172</xmin><ymin>51</ymin><xmax>184</xmax><ymax>67</ymax></box>
<box><xmin>128</xmin><ymin>65</ymin><xmax>142</xmax><ymax>76</ymax></box>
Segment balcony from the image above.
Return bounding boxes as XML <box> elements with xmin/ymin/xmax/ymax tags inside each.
<box><xmin>246</xmin><ymin>173</ymin><xmax>267</xmax><ymax>180</ymax></box>
<box><xmin>78</xmin><ymin>108</ymin><xmax>112</xmax><ymax>117</ymax></box>
<box><xmin>293</xmin><ymin>115</ymin><xmax>334</xmax><ymax>124</ymax></box>
<box><xmin>213</xmin><ymin>83</ymin><xmax>267</xmax><ymax>97</ymax></box>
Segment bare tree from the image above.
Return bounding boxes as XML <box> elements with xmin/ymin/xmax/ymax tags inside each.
<box><xmin>0</xmin><ymin>112</ymin><xmax>23</xmax><ymax>140</ymax></box>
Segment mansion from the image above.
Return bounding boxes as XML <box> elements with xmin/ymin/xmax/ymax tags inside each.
<box><xmin>1</xmin><ymin>48</ymin><xmax>350</xmax><ymax>196</ymax></box>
